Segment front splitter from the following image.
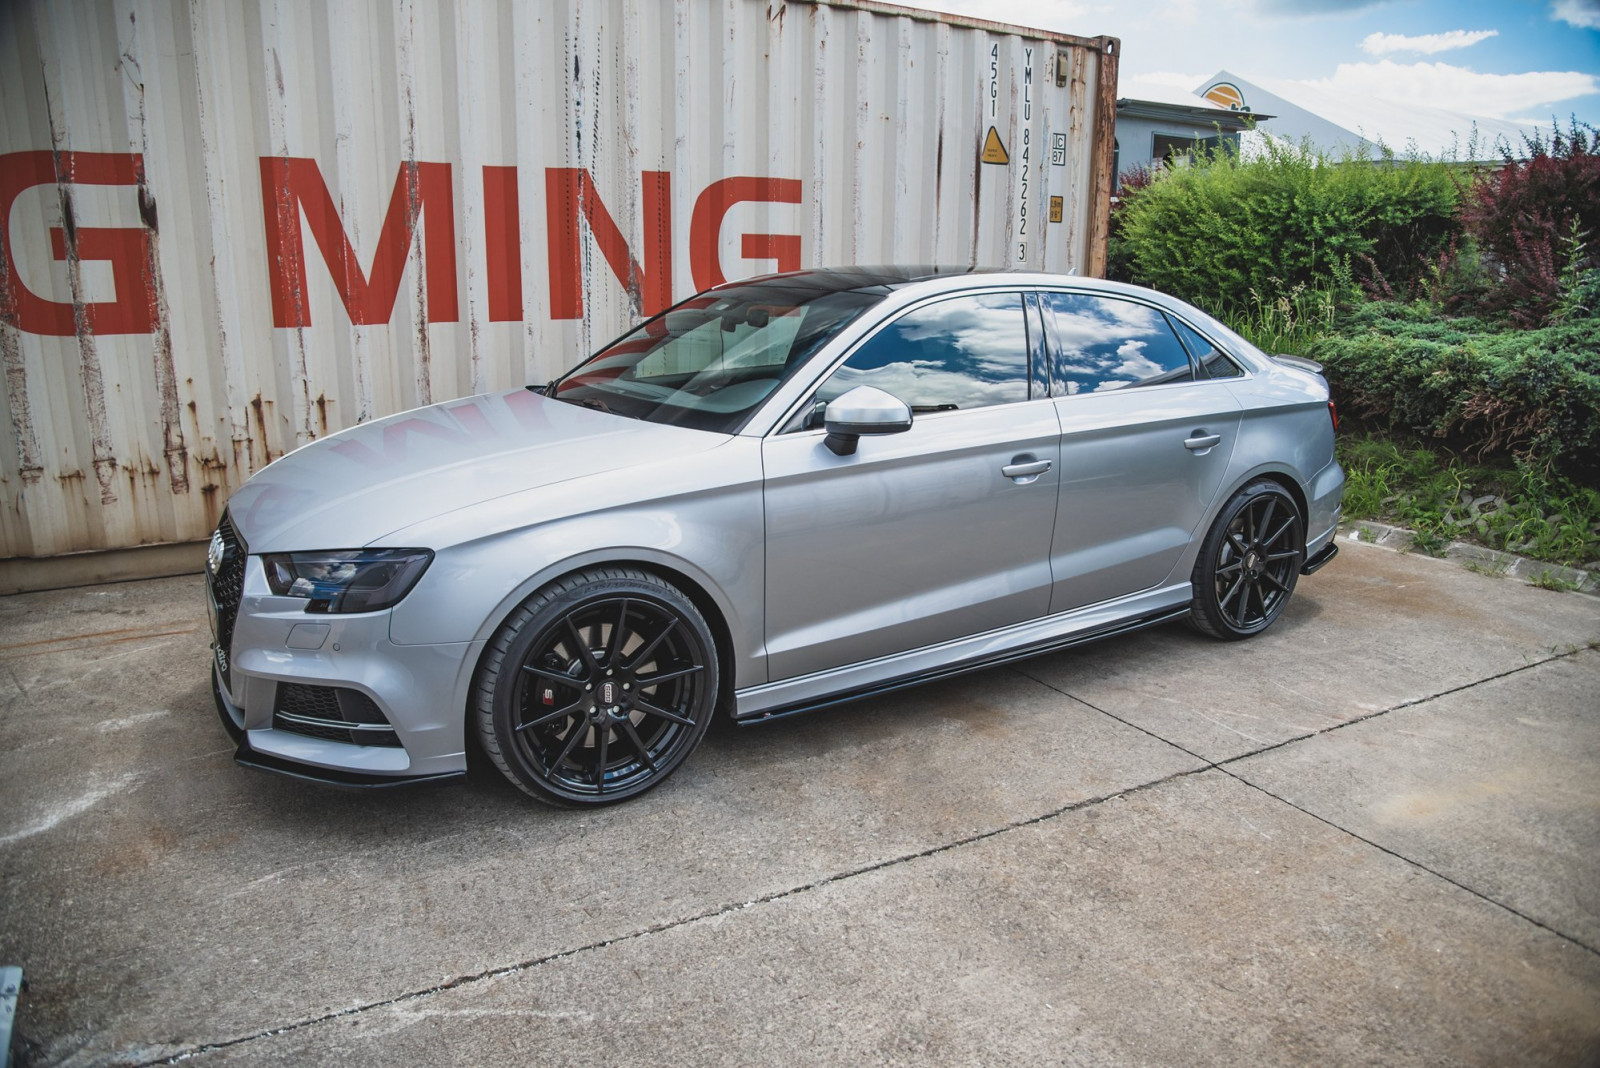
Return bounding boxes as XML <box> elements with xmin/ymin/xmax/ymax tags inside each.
<box><xmin>233</xmin><ymin>741</ymin><xmax>465</xmax><ymax>790</ymax></box>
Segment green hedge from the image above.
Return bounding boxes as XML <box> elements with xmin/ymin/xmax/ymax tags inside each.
<box><xmin>1309</xmin><ymin>300</ymin><xmax>1600</xmax><ymax>481</ymax></box>
<box><xmin>1114</xmin><ymin>140</ymin><xmax>1460</xmax><ymax>314</ymax></box>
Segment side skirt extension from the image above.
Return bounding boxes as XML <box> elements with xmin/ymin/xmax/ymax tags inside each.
<box><xmin>735</xmin><ymin>602</ymin><xmax>1192</xmax><ymax>725</ymax></box>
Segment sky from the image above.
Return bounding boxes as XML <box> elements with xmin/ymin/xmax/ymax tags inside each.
<box><xmin>904</xmin><ymin>0</ymin><xmax>1600</xmax><ymax>130</ymax></box>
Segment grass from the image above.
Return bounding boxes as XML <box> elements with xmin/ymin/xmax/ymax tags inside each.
<box><xmin>1337</xmin><ymin>432</ymin><xmax>1600</xmax><ymax>568</ymax></box>
<box><xmin>1207</xmin><ymin>283</ymin><xmax>1341</xmax><ymax>356</ymax></box>
<box><xmin>1529</xmin><ymin>570</ymin><xmax>1583</xmax><ymax>592</ymax></box>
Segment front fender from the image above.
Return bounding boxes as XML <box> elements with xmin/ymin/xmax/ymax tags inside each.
<box><xmin>385</xmin><ymin>440</ymin><xmax>766</xmax><ymax>688</ymax></box>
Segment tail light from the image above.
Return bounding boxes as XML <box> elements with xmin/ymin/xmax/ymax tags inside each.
<box><xmin>1328</xmin><ymin>399</ymin><xmax>1339</xmax><ymax>433</ymax></box>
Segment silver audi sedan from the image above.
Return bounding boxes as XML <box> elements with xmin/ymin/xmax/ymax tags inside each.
<box><xmin>207</xmin><ymin>267</ymin><xmax>1344</xmax><ymax>806</ymax></box>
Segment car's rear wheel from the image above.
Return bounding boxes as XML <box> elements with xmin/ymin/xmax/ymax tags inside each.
<box><xmin>475</xmin><ymin>567</ymin><xmax>718</xmax><ymax>806</ymax></box>
<box><xmin>1190</xmin><ymin>480</ymin><xmax>1303</xmax><ymax>640</ymax></box>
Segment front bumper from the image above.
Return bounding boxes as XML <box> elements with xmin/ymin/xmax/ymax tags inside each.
<box><xmin>210</xmin><ymin>554</ymin><xmax>482</xmax><ymax>786</ymax></box>
<box><xmin>212</xmin><ymin>666</ymin><xmax>465</xmax><ymax>788</ymax></box>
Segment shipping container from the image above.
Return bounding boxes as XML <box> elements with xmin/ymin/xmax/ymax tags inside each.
<box><xmin>0</xmin><ymin>0</ymin><xmax>1119</xmax><ymax>571</ymax></box>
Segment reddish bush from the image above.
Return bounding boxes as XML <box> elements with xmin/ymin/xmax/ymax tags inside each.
<box><xmin>1460</xmin><ymin>121</ymin><xmax>1600</xmax><ymax>326</ymax></box>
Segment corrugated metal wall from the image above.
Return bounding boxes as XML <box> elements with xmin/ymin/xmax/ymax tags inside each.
<box><xmin>0</xmin><ymin>0</ymin><xmax>1117</xmax><ymax>560</ymax></box>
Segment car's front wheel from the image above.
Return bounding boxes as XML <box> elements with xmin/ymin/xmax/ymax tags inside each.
<box><xmin>1190</xmin><ymin>479</ymin><xmax>1303</xmax><ymax>640</ymax></box>
<box><xmin>474</xmin><ymin>567</ymin><xmax>719</xmax><ymax>806</ymax></box>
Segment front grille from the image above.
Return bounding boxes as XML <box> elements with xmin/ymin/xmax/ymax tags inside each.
<box><xmin>273</xmin><ymin>682</ymin><xmax>403</xmax><ymax>747</ymax></box>
<box><xmin>209</xmin><ymin>511</ymin><xmax>247</xmax><ymax>690</ymax></box>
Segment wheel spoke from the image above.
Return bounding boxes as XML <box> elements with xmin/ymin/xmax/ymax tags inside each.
<box><xmin>1263</xmin><ymin>571</ymin><xmax>1292</xmax><ymax>594</ymax></box>
<box><xmin>634</xmin><ymin>698</ymin><xmax>694</xmax><ymax>726</ymax></box>
<box><xmin>542</xmin><ymin>724</ymin><xmax>587</xmax><ymax>782</ymax></box>
<box><xmin>1256</xmin><ymin>499</ymin><xmax>1276</xmax><ymax>546</ymax></box>
<box><xmin>605</xmin><ymin>599</ymin><xmax>630</xmax><ymax>665</ymax></box>
<box><xmin>1266</xmin><ymin>549</ymin><xmax>1300</xmax><ymax>562</ymax></box>
<box><xmin>1216</xmin><ymin>560</ymin><xmax>1244</xmax><ymax>576</ymax></box>
<box><xmin>565</xmin><ymin>616</ymin><xmax>600</xmax><ymax>672</ymax></box>
<box><xmin>1227</xmin><ymin>532</ymin><xmax>1251</xmax><ymax>558</ymax></box>
<box><xmin>636</xmin><ymin>663</ymin><xmax>704</xmax><ymax>687</ymax></box>
<box><xmin>1264</xmin><ymin>517</ymin><xmax>1296</xmax><ymax>549</ymax></box>
<box><xmin>522</xmin><ymin>665</ymin><xmax>583</xmax><ymax>687</ymax></box>
<box><xmin>594</xmin><ymin>723</ymin><xmax>610</xmax><ymax>794</ymax></box>
<box><xmin>1219</xmin><ymin>574</ymin><xmax>1247</xmax><ymax>615</ymax></box>
<box><xmin>625</xmin><ymin>616</ymin><xmax>679</xmax><ymax>671</ymax></box>
<box><xmin>618</xmin><ymin>717</ymin><xmax>658</xmax><ymax>772</ymax></box>
<box><xmin>516</xmin><ymin>699</ymin><xmax>585</xmax><ymax>732</ymax></box>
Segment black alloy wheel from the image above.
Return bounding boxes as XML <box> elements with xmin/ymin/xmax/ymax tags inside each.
<box><xmin>475</xmin><ymin>567</ymin><xmax>719</xmax><ymax>806</ymax></box>
<box><xmin>1190</xmin><ymin>480</ymin><xmax>1303</xmax><ymax>640</ymax></box>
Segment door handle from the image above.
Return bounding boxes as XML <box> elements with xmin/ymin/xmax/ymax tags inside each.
<box><xmin>1184</xmin><ymin>432</ymin><xmax>1223</xmax><ymax>451</ymax></box>
<box><xmin>1001</xmin><ymin>457</ymin><xmax>1053</xmax><ymax>482</ymax></box>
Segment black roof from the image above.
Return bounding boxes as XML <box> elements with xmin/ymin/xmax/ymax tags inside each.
<box><xmin>720</xmin><ymin>265</ymin><xmax>999</xmax><ymax>297</ymax></box>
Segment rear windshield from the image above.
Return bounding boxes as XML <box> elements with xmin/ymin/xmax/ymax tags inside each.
<box><xmin>549</xmin><ymin>282</ymin><xmax>885</xmax><ymax>434</ymax></box>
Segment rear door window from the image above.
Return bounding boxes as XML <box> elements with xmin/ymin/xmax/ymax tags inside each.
<box><xmin>1042</xmin><ymin>292</ymin><xmax>1194</xmax><ymax>396</ymax></box>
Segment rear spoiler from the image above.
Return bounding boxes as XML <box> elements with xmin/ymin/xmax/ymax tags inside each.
<box><xmin>1270</xmin><ymin>353</ymin><xmax>1324</xmax><ymax>375</ymax></box>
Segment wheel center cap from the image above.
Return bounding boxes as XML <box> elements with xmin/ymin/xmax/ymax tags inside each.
<box><xmin>597</xmin><ymin>680</ymin><xmax>619</xmax><ymax>705</ymax></box>
<box><xmin>1245</xmin><ymin>550</ymin><xmax>1262</xmax><ymax>574</ymax></box>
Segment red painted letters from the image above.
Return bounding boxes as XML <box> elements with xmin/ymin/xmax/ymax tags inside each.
<box><xmin>689</xmin><ymin>177</ymin><xmax>803</xmax><ymax>291</ymax></box>
<box><xmin>0</xmin><ymin>150</ymin><xmax>154</xmax><ymax>336</ymax></box>
<box><xmin>1</xmin><ymin>153</ymin><xmax>801</xmax><ymax>336</ymax></box>
<box><xmin>482</xmin><ymin>166</ymin><xmax>522</xmax><ymax>322</ymax></box>
<box><xmin>260</xmin><ymin>157</ymin><xmax>458</xmax><ymax>327</ymax></box>
<box><xmin>544</xmin><ymin>168</ymin><xmax>672</xmax><ymax>320</ymax></box>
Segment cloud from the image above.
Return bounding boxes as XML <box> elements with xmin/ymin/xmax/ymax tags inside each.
<box><xmin>1360</xmin><ymin>29</ymin><xmax>1498</xmax><ymax>55</ymax></box>
<box><xmin>1305</xmin><ymin>60</ymin><xmax>1600</xmax><ymax>119</ymax></box>
<box><xmin>1551</xmin><ymin>0</ymin><xmax>1600</xmax><ymax>30</ymax></box>
<box><xmin>1134</xmin><ymin>70</ymin><xmax>1213</xmax><ymax>90</ymax></box>
<box><xmin>1253</xmin><ymin>0</ymin><xmax>1394</xmax><ymax>14</ymax></box>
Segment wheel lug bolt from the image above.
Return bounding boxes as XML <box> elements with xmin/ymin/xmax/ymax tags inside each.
<box><xmin>585</xmin><ymin>683</ymin><xmax>593</xmax><ymax>691</ymax></box>
<box><xmin>623</xmin><ymin>683</ymin><xmax>630</xmax><ymax>691</ymax></box>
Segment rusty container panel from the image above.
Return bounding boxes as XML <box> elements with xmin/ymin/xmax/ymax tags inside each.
<box><xmin>0</xmin><ymin>0</ymin><xmax>1117</xmax><ymax>560</ymax></box>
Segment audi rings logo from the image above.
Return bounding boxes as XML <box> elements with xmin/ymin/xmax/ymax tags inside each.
<box><xmin>208</xmin><ymin>530</ymin><xmax>226</xmax><ymax>576</ymax></box>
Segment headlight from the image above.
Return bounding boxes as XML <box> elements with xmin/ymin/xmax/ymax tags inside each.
<box><xmin>262</xmin><ymin>549</ymin><xmax>433</xmax><ymax>613</ymax></box>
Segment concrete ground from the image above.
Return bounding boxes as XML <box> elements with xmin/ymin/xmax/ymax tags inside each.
<box><xmin>1</xmin><ymin>536</ymin><xmax>1597</xmax><ymax>1066</ymax></box>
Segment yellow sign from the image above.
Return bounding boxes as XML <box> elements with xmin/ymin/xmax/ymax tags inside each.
<box><xmin>981</xmin><ymin>126</ymin><xmax>1009</xmax><ymax>165</ymax></box>
<box><xmin>1049</xmin><ymin>196</ymin><xmax>1063</xmax><ymax>223</ymax></box>
<box><xmin>1203</xmin><ymin>82</ymin><xmax>1248</xmax><ymax>112</ymax></box>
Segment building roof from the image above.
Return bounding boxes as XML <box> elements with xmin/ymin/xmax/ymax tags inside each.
<box><xmin>1195</xmin><ymin>70</ymin><xmax>1538</xmax><ymax>159</ymax></box>
<box><xmin>1116</xmin><ymin>98</ymin><xmax>1264</xmax><ymax>131</ymax></box>
<box><xmin>1115</xmin><ymin>75</ymin><xmax>1269</xmax><ymax>135</ymax></box>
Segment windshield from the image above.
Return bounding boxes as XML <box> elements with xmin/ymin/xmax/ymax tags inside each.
<box><xmin>548</xmin><ymin>281</ymin><xmax>885</xmax><ymax>433</ymax></box>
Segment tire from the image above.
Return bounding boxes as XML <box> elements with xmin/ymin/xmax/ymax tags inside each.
<box><xmin>1189</xmin><ymin>479</ymin><xmax>1304</xmax><ymax>641</ymax></box>
<box><xmin>474</xmin><ymin>567</ymin><xmax>719</xmax><ymax>807</ymax></box>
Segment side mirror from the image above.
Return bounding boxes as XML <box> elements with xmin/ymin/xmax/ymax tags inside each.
<box><xmin>822</xmin><ymin>385</ymin><xmax>913</xmax><ymax>456</ymax></box>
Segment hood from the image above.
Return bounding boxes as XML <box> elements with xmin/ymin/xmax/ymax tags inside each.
<box><xmin>225</xmin><ymin>389</ymin><xmax>726</xmax><ymax>551</ymax></box>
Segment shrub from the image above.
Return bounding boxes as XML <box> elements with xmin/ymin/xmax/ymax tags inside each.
<box><xmin>1105</xmin><ymin>165</ymin><xmax>1155</xmax><ymax>284</ymax></box>
<box><xmin>1457</xmin><ymin>121</ymin><xmax>1600</xmax><ymax>326</ymax></box>
<box><xmin>1115</xmin><ymin>138</ymin><xmax>1461</xmax><ymax>315</ymax></box>
<box><xmin>1310</xmin><ymin>300</ymin><xmax>1600</xmax><ymax>482</ymax></box>
<box><xmin>1211</xmin><ymin>281</ymin><xmax>1340</xmax><ymax>356</ymax></box>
